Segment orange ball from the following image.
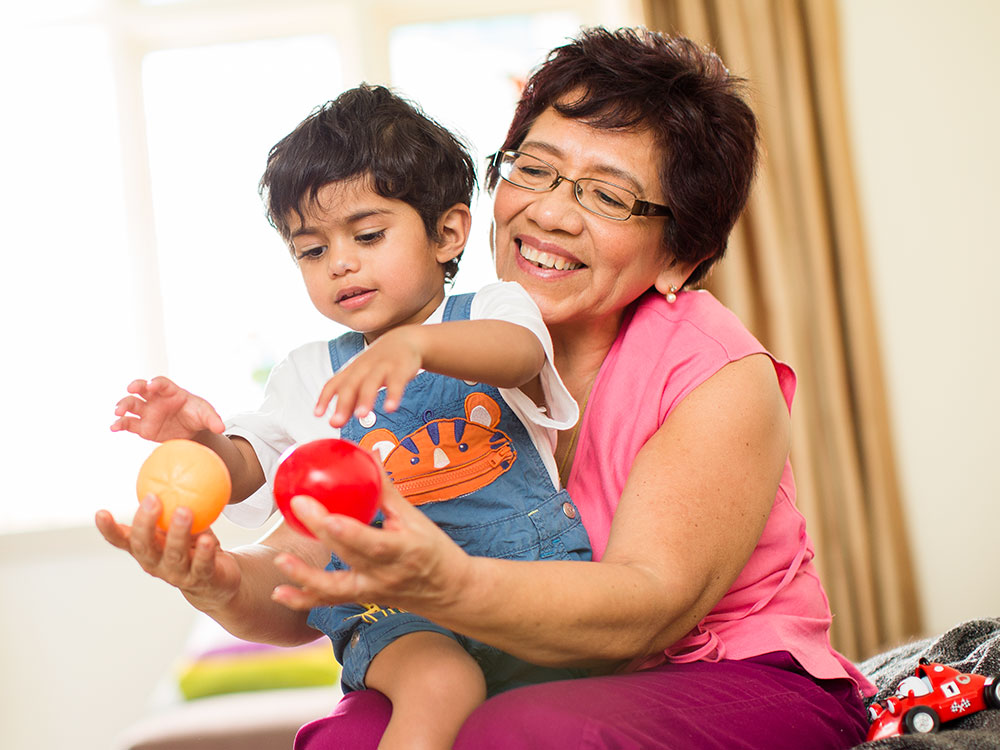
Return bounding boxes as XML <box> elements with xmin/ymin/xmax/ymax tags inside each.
<box><xmin>136</xmin><ymin>439</ymin><xmax>232</xmax><ymax>533</ymax></box>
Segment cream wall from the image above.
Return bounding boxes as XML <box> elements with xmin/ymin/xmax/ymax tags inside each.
<box><xmin>838</xmin><ymin>0</ymin><xmax>1000</xmax><ymax>637</ymax></box>
<box><xmin>0</xmin><ymin>521</ymin><xmax>261</xmax><ymax>750</ymax></box>
<box><xmin>2</xmin><ymin>3</ymin><xmax>998</xmax><ymax>749</ymax></box>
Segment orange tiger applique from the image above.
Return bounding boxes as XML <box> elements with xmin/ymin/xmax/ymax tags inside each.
<box><xmin>358</xmin><ymin>393</ymin><xmax>516</xmax><ymax>506</ymax></box>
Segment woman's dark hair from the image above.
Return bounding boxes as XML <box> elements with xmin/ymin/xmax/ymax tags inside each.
<box><xmin>486</xmin><ymin>27</ymin><xmax>758</xmax><ymax>286</ymax></box>
<box><xmin>261</xmin><ymin>84</ymin><xmax>476</xmax><ymax>282</ymax></box>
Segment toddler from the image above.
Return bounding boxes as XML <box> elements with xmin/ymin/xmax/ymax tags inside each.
<box><xmin>112</xmin><ymin>84</ymin><xmax>590</xmax><ymax>750</ymax></box>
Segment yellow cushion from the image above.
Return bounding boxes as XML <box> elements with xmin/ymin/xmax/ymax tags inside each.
<box><xmin>176</xmin><ymin>639</ymin><xmax>340</xmax><ymax>700</ymax></box>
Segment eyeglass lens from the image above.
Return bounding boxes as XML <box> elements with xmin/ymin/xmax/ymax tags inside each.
<box><xmin>498</xmin><ymin>151</ymin><xmax>637</xmax><ymax>220</ymax></box>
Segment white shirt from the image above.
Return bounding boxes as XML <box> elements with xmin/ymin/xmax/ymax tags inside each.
<box><xmin>223</xmin><ymin>281</ymin><xmax>577</xmax><ymax>527</ymax></box>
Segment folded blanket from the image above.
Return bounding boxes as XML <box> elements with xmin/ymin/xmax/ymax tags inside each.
<box><xmin>853</xmin><ymin>617</ymin><xmax>1000</xmax><ymax>749</ymax></box>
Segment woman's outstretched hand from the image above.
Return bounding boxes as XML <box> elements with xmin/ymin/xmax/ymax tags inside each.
<box><xmin>270</xmin><ymin>476</ymin><xmax>472</xmax><ymax>615</ymax></box>
<box><xmin>95</xmin><ymin>495</ymin><xmax>243</xmax><ymax>612</ymax></box>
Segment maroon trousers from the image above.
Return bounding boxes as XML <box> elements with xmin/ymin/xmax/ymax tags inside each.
<box><xmin>294</xmin><ymin>651</ymin><xmax>869</xmax><ymax>749</ymax></box>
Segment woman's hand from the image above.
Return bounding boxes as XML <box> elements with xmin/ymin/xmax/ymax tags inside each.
<box><xmin>95</xmin><ymin>496</ymin><xmax>242</xmax><ymax>613</ymax></box>
<box><xmin>111</xmin><ymin>376</ymin><xmax>226</xmax><ymax>442</ymax></box>
<box><xmin>314</xmin><ymin>327</ymin><xmax>424</xmax><ymax>427</ymax></box>
<box><xmin>269</xmin><ymin>476</ymin><xmax>471</xmax><ymax>615</ymax></box>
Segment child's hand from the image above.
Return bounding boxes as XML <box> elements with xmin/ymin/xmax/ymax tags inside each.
<box><xmin>315</xmin><ymin>327</ymin><xmax>423</xmax><ymax>428</ymax></box>
<box><xmin>112</xmin><ymin>376</ymin><xmax>226</xmax><ymax>442</ymax></box>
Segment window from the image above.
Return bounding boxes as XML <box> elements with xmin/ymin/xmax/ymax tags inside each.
<box><xmin>389</xmin><ymin>13</ymin><xmax>582</xmax><ymax>293</ymax></box>
<box><xmin>142</xmin><ymin>35</ymin><xmax>345</xmax><ymax>414</ymax></box>
<box><xmin>0</xmin><ymin>0</ymin><xmax>639</xmax><ymax>532</ymax></box>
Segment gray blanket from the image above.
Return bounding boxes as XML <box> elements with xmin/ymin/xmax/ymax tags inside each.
<box><xmin>853</xmin><ymin>617</ymin><xmax>1000</xmax><ymax>749</ymax></box>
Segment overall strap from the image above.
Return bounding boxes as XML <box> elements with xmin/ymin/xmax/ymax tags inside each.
<box><xmin>442</xmin><ymin>293</ymin><xmax>475</xmax><ymax>323</ymax></box>
<box><xmin>328</xmin><ymin>331</ymin><xmax>366</xmax><ymax>372</ymax></box>
<box><xmin>330</xmin><ymin>293</ymin><xmax>474</xmax><ymax>371</ymax></box>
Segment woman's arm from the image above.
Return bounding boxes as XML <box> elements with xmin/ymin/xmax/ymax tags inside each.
<box><xmin>272</xmin><ymin>353</ymin><xmax>789</xmax><ymax>667</ymax></box>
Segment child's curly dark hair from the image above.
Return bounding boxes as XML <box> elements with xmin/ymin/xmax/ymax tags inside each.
<box><xmin>261</xmin><ymin>84</ymin><xmax>477</xmax><ymax>282</ymax></box>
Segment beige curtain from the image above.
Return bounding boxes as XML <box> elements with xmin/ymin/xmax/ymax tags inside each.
<box><xmin>642</xmin><ymin>0</ymin><xmax>921</xmax><ymax>660</ymax></box>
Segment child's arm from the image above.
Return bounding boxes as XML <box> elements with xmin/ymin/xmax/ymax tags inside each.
<box><xmin>112</xmin><ymin>376</ymin><xmax>265</xmax><ymax>503</ymax></box>
<box><xmin>316</xmin><ymin>320</ymin><xmax>545</xmax><ymax>427</ymax></box>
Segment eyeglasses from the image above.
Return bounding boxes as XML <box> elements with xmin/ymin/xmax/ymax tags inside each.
<box><xmin>491</xmin><ymin>150</ymin><xmax>672</xmax><ymax>222</ymax></box>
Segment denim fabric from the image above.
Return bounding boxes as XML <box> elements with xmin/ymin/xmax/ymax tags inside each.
<box><xmin>307</xmin><ymin>293</ymin><xmax>591</xmax><ymax>693</ymax></box>
<box><xmin>335</xmin><ymin>598</ymin><xmax>587</xmax><ymax>696</ymax></box>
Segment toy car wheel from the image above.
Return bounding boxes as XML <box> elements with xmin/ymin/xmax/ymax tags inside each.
<box><xmin>903</xmin><ymin>706</ymin><xmax>940</xmax><ymax>735</ymax></box>
<box><xmin>985</xmin><ymin>680</ymin><xmax>1000</xmax><ymax>710</ymax></box>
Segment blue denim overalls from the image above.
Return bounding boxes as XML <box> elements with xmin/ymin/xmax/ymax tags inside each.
<box><xmin>307</xmin><ymin>293</ymin><xmax>592</xmax><ymax>695</ymax></box>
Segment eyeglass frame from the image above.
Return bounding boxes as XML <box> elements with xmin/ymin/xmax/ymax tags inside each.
<box><xmin>489</xmin><ymin>149</ymin><xmax>673</xmax><ymax>222</ymax></box>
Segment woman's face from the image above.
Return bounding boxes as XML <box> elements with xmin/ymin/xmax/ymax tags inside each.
<box><xmin>492</xmin><ymin>107</ymin><xmax>686</xmax><ymax>333</ymax></box>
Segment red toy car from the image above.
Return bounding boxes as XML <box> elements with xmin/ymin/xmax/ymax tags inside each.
<box><xmin>866</xmin><ymin>658</ymin><xmax>1000</xmax><ymax>740</ymax></box>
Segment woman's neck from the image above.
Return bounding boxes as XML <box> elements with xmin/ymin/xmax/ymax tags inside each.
<box><xmin>549</xmin><ymin>314</ymin><xmax>624</xmax><ymax>486</ymax></box>
<box><xmin>548</xmin><ymin>314</ymin><xmax>624</xmax><ymax>404</ymax></box>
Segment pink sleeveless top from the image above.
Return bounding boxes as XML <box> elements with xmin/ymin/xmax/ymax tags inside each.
<box><xmin>568</xmin><ymin>289</ymin><xmax>874</xmax><ymax>694</ymax></box>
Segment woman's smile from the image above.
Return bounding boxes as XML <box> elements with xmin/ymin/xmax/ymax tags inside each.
<box><xmin>516</xmin><ymin>236</ymin><xmax>585</xmax><ymax>272</ymax></box>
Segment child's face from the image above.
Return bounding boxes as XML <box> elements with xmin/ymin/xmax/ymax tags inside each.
<box><xmin>288</xmin><ymin>179</ymin><xmax>459</xmax><ymax>342</ymax></box>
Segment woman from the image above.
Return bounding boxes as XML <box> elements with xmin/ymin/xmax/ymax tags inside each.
<box><xmin>291</xmin><ymin>27</ymin><xmax>874</xmax><ymax>748</ymax></box>
<box><xmin>99</xmin><ymin>27</ymin><xmax>873</xmax><ymax>748</ymax></box>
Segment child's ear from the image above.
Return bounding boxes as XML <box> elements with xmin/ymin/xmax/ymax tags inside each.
<box><xmin>434</xmin><ymin>203</ymin><xmax>472</xmax><ymax>264</ymax></box>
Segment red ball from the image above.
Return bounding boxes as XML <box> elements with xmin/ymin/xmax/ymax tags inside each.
<box><xmin>273</xmin><ymin>438</ymin><xmax>381</xmax><ymax>537</ymax></box>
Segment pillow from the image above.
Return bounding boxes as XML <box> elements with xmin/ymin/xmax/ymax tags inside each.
<box><xmin>175</xmin><ymin>615</ymin><xmax>339</xmax><ymax>700</ymax></box>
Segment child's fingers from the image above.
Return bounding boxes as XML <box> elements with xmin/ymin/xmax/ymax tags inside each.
<box><xmin>114</xmin><ymin>395</ymin><xmax>147</xmax><ymax>418</ymax></box>
<box><xmin>110</xmin><ymin>415</ymin><xmax>141</xmax><ymax>434</ymax></box>
<box><xmin>382</xmin><ymin>370</ymin><xmax>412</xmax><ymax>413</ymax></box>
<box><xmin>198</xmin><ymin>405</ymin><xmax>227</xmax><ymax>434</ymax></box>
<box><xmin>126</xmin><ymin>379</ymin><xmax>150</xmax><ymax>395</ymax></box>
<box><xmin>314</xmin><ymin>379</ymin><xmax>337</xmax><ymax>417</ymax></box>
<box><xmin>330</xmin><ymin>381</ymin><xmax>361</xmax><ymax>427</ymax></box>
<box><xmin>353</xmin><ymin>377</ymin><xmax>384</xmax><ymax>419</ymax></box>
<box><xmin>147</xmin><ymin>375</ymin><xmax>178</xmax><ymax>395</ymax></box>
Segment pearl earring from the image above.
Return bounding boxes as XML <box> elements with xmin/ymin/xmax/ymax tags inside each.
<box><xmin>666</xmin><ymin>285</ymin><xmax>678</xmax><ymax>304</ymax></box>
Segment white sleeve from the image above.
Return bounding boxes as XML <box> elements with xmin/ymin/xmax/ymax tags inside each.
<box><xmin>469</xmin><ymin>281</ymin><xmax>579</xmax><ymax>431</ymax></box>
<box><xmin>222</xmin><ymin>341</ymin><xmax>340</xmax><ymax>528</ymax></box>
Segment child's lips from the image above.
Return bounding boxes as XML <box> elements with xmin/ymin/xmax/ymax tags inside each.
<box><xmin>336</xmin><ymin>287</ymin><xmax>376</xmax><ymax>309</ymax></box>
